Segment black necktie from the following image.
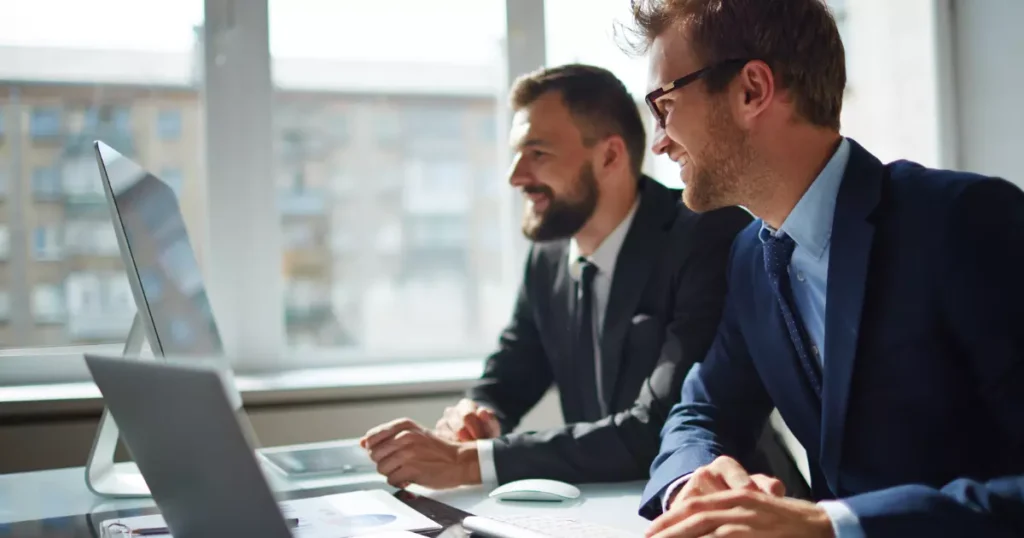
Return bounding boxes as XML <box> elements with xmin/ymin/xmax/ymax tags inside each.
<box><xmin>762</xmin><ymin>233</ymin><xmax>823</xmax><ymax>399</ymax></box>
<box><xmin>574</xmin><ymin>257</ymin><xmax>602</xmax><ymax>420</ymax></box>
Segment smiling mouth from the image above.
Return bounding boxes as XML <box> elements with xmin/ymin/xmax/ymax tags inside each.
<box><xmin>525</xmin><ymin>192</ymin><xmax>550</xmax><ymax>211</ymax></box>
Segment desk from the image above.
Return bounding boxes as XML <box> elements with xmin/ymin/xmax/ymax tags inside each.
<box><xmin>0</xmin><ymin>455</ymin><xmax>651</xmax><ymax>536</ymax></box>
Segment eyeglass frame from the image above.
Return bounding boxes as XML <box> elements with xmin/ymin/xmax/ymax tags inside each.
<box><xmin>644</xmin><ymin>58</ymin><xmax>758</xmax><ymax>128</ymax></box>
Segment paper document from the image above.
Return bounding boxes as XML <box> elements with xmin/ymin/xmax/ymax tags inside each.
<box><xmin>99</xmin><ymin>489</ymin><xmax>441</xmax><ymax>537</ymax></box>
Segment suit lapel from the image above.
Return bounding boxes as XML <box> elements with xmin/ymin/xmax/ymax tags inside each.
<box><xmin>599</xmin><ymin>178</ymin><xmax>675</xmax><ymax>411</ymax></box>
<box><xmin>819</xmin><ymin>140</ymin><xmax>884</xmax><ymax>490</ymax></box>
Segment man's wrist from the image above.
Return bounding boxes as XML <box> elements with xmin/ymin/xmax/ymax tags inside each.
<box><xmin>457</xmin><ymin>443</ymin><xmax>482</xmax><ymax>485</ymax></box>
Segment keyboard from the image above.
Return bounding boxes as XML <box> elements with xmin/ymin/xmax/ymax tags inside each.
<box><xmin>462</xmin><ymin>515</ymin><xmax>638</xmax><ymax>538</ymax></box>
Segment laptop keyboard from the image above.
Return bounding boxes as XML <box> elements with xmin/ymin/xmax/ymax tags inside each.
<box><xmin>488</xmin><ymin>515</ymin><xmax>639</xmax><ymax>538</ymax></box>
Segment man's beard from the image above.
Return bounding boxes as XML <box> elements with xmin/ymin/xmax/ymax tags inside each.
<box><xmin>682</xmin><ymin>97</ymin><xmax>756</xmax><ymax>213</ymax></box>
<box><xmin>521</xmin><ymin>162</ymin><xmax>599</xmax><ymax>242</ymax></box>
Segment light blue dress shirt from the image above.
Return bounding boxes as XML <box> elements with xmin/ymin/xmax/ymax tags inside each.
<box><xmin>758</xmin><ymin>138</ymin><xmax>863</xmax><ymax>538</ymax></box>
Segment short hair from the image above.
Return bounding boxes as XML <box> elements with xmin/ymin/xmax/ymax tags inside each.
<box><xmin>621</xmin><ymin>0</ymin><xmax>846</xmax><ymax>130</ymax></box>
<box><xmin>509</xmin><ymin>64</ymin><xmax>646</xmax><ymax>178</ymax></box>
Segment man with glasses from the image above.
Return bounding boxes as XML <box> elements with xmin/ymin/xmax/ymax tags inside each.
<box><xmin>625</xmin><ymin>1</ymin><xmax>1024</xmax><ymax>537</ymax></box>
<box><xmin>359</xmin><ymin>64</ymin><xmax>803</xmax><ymax>494</ymax></box>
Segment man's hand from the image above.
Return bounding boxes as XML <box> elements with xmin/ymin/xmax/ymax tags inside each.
<box><xmin>434</xmin><ymin>399</ymin><xmax>500</xmax><ymax>441</ymax></box>
<box><xmin>668</xmin><ymin>456</ymin><xmax>786</xmax><ymax>511</ymax></box>
<box><xmin>650</xmin><ymin>489</ymin><xmax>834</xmax><ymax>538</ymax></box>
<box><xmin>360</xmin><ymin>418</ymin><xmax>482</xmax><ymax>490</ymax></box>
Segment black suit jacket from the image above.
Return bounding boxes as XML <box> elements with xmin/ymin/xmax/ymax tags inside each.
<box><xmin>469</xmin><ymin>177</ymin><xmax>764</xmax><ymax>484</ymax></box>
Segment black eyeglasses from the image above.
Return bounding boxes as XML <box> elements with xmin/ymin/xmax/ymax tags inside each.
<box><xmin>645</xmin><ymin>58</ymin><xmax>755</xmax><ymax>128</ymax></box>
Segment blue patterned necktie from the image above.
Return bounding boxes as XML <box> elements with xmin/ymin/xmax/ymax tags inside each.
<box><xmin>762</xmin><ymin>233</ymin><xmax>823</xmax><ymax>399</ymax></box>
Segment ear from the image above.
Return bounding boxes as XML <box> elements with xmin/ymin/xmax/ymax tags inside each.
<box><xmin>733</xmin><ymin>60</ymin><xmax>775</xmax><ymax>126</ymax></box>
<box><xmin>596</xmin><ymin>135</ymin><xmax>629</xmax><ymax>175</ymax></box>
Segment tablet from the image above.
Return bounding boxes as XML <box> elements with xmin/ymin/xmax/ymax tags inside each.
<box><xmin>259</xmin><ymin>440</ymin><xmax>377</xmax><ymax>478</ymax></box>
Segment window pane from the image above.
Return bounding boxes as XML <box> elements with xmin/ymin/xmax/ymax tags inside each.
<box><xmin>0</xmin><ymin>0</ymin><xmax>205</xmax><ymax>349</ymax></box>
<box><xmin>544</xmin><ymin>0</ymin><xmax>681</xmax><ymax>188</ymax></box>
<box><xmin>270</xmin><ymin>0</ymin><xmax>513</xmax><ymax>354</ymax></box>
<box><xmin>829</xmin><ymin>0</ymin><xmax>941</xmax><ymax>166</ymax></box>
<box><xmin>546</xmin><ymin>0</ymin><xmax>942</xmax><ymax>186</ymax></box>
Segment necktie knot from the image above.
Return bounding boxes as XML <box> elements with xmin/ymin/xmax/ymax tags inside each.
<box><xmin>763</xmin><ymin>233</ymin><xmax>797</xmax><ymax>280</ymax></box>
<box><xmin>578</xmin><ymin>257</ymin><xmax>597</xmax><ymax>287</ymax></box>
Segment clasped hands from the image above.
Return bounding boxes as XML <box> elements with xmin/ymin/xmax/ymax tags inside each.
<box><xmin>358</xmin><ymin>399</ymin><xmax>499</xmax><ymax>489</ymax></box>
<box><xmin>648</xmin><ymin>456</ymin><xmax>834</xmax><ymax>538</ymax></box>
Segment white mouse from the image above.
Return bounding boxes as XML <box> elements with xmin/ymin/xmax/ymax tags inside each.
<box><xmin>489</xmin><ymin>478</ymin><xmax>581</xmax><ymax>502</ymax></box>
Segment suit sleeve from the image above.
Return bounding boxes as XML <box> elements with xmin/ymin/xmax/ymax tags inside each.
<box><xmin>467</xmin><ymin>247</ymin><xmax>554</xmax><ymax>433</ymax></box>
<box><xmin>639</xmin><ymin>232</ymin><xmax>776</xmax><ymax>519</ymax></box>
<box><xmin>841</xmin><ymin>179</ymin><xmax>1024</xmax><ymax>537</ymax></box>
<box><xmin>490</xmin><ymin>207</ymin><xmax>752</xmax><ymax>485</ymax></box>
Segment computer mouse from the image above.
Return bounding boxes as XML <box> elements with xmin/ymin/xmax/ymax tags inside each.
<box><xmin>488</xmin><ymin>478</ymin><xmax>581</xmax><ymax>502</ymax></box>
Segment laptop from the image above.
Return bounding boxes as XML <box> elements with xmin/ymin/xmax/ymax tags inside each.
<box><xmin>93</xmin><ymin>140</ymin><xmax>372</xmax><ymax>478</ymax></box>
<box><xmin>84</xmin><ymin>354</ymin><xmax>475</xmax><ymax>537</ymax></box>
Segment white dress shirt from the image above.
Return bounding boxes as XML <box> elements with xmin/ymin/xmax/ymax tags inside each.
<box><xmin>476</xmin><ymin>198</ymin><xmax>641</xmax><ymax>485</ymax></box>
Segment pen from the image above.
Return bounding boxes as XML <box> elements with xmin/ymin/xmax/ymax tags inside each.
<box><xmin>129</xmin><ymin>517</ymin><xmax>300</xmax><ymax>535</ymax></box>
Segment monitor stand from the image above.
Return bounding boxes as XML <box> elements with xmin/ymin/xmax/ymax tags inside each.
<box><xmin>84</xmin><ymin>313</ymin><xmax>153</xmax><ymax>498</ymax></box>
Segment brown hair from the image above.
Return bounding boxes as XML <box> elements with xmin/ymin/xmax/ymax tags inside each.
<box><xmin>510</xmin><ymin>64</ymin><xmax>646</xmax><ymax>178</ymax></box>
<box><xmin>621</xmin><ymin>0</ymin><xmax>846</xmax><ymax>130</ymax></box>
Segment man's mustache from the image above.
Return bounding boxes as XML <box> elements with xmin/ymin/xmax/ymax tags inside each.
<box><xmin>522</xmin><ymin>185</ymin><xmax>553</xmax><ymax>197</ymax></box>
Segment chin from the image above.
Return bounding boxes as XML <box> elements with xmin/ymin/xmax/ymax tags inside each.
<box><xmin>682</xmin><ymin>187</ymin><xmax>723</xmax><ymax>214</ymax></box>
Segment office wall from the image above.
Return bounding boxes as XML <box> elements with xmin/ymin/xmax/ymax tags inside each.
<box><xmin>952</xmin><ymin>0</ymin><xmax>1024</xmax><ymax>187</ymax></box>
<box><xmin>0</xmin><ymin>389</ymin><xmax>563</xmax><ymax>474</ymax></box>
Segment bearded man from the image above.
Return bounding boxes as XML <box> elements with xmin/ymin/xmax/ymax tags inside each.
<box><xmin>360</xmin><ymin>64</ymin><xmax>802</xmax><ymax>495</ymax></box>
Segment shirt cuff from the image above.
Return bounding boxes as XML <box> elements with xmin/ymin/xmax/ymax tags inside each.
<box><xmin>818</xmin><ymin>500</ymin><xmax>865</xmax><ymax>538</ymax></box>
<box><xmin>476</xmin><ymin>440</ymin><xmax>498</xmax><ymax>485</ymax></box>
<box><xmin>661</xmin><ymin>473</ymin><xmax>693</xmax><ymax>512</ymax></box>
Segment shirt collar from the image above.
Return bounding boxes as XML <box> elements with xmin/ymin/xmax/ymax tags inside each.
<box><xmin>758</xmin><ymin>137</ymin><xmax>851</xmax><ymax>258</ymax></box>
<box><xmin>569</xmin><ymin>196</ymin><xmax>641</xmax><ymax>279</ymax></box>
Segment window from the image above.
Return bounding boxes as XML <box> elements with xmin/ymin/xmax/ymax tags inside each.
<box><xmin>32</xmin><ymin>284</ymin><xmax>66</xmax><ymax>323</ymax></box>
<box><xmin>113</xmin><ymin>106</ymin><xmax>132</xmax><ymax>135</ymax></box>
<box><xmin>30</xmin><ymin>107</ymin><xmax>62</xmax><ymax>138</ymax></box>
<box><xmin>408</xmin><ymin>215</ymin><xmax>468</xmax><ymax>249</ymax></box>
<box><xmin>270</xmin><ymin>0</ymin><xmax>512</xmax><ymax>352</ymax></box>
<box><xmin>830</xmin><ymin>0</ymin><xmax>941</xmax><ymax>166</ymax></box>
<box><xmin>375</xmin><ymin>108</ymin><xmax>401</xmax><ymax>146</ymax></box>
<box><xmin>478</xmin><ymin>114</ymin><xmax>497</xmax><ymax>144</ymax></box>
<box><xmin>82</xmin><ymin>107</ymin><xmax>100</xmax><ymax>131</ymax></box>
<box><xmin>32</xmin><ymin>167</ymin><xmax>62</xmax><ymax>198</ymax></box>
<box><xmin>32</xmin><ymin>227</ymin><xmax>63</xmax><ymax>260</ymax></box>
<box><xmin>0</xmin><ymin>226</ymin><xmax>9</xmax><ymax>259</ymax></box>
<box><xmin>65</xmin><ymin>272</ymin><xmax>135</xmax><ymax>340</ymax></box>
<box><xmin>0</xmin><ymin>0</ymin><xmax>205</xmax><ymax>353</ymax></box>
<box><xmin>160</xmin><ymin>167</ymin><xmax>184</xmax><ymax>196</ymax></box>
<box><xmin>0</xmin><ymin>292</ymin><xmax>10</xmax><ymax>321</ymax></box>
<box><xmin>157</xmin><ymin>108</ymin><xmax>183</xmax><ymax>140</ymax></box>
<box><xmin>64</xmin><ymin>221</ymin><xmax>119</xmax><ymax>256</ymax></box>
<box><xmin>403</xmin><ymin>106</ymin><xmax>465</xmax><ymax>141</ymax></box>
<box><xmin>544</xmin><ymin>0</ymin><xmax>680</xmax><ymax>187</ymax></box>
<box><xmin>403</xmin><ymin>159</ymin><xmax>471</xmax><ymax>214</ymax></box>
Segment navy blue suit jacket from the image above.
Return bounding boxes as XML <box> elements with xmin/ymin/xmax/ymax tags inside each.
<box><xmin>642</xmin><ymin>140</ymin><xmax>1024</xmax><ymax>536</ymax></box>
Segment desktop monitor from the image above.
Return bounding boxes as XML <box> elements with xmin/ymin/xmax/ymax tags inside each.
<box><xmin>85</xmin><ymin>140</ymin><xmax>229</xmax><ymax>498</ymax></box>
<box><xmin>88</xmin><ymin>141</ymin><xmax>370</xmax><ymax>498</ymax></box>
<box><xmin>94</xmin><ymin>140</ymin><xmax>222</xmax><ymax>357</ymax></box>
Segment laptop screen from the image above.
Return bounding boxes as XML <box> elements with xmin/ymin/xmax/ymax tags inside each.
<box><xmin>96</xmin><ymin>142</ymin><xmax>223</xmax><ymax>357</ymax></box>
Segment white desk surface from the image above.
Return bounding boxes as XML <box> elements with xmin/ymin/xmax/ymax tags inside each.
<box><xmin>0</xmin><ymin>457</ymin><xmax>651</xmax><ymax>535</ymax></box>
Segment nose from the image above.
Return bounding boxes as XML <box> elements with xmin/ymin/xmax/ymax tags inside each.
<box><xmin>507</xmin><ymin>152</ymin><xmax>531</xmax><ymax>187</ymax></box>
<box><xmin>650</xmin><ymin>121</ymin><xmax>672</xmax><ymax>156</ymax></box>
